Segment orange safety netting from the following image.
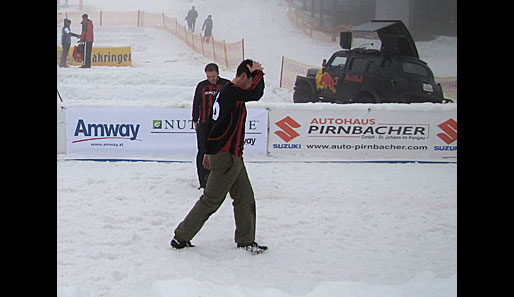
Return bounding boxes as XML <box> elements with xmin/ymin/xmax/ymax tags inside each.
<box><xmin>57</xmin><ymin>10</ymin><xmax>244</xmax><ymax>69</ymax></box>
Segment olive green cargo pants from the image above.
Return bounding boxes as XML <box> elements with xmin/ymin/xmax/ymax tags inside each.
<box><xmin>174</xmin><ymin>151</ymin><xmax>256</xmax><ymax>245</ymax></box>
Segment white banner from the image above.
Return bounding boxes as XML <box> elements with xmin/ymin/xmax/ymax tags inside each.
<box><xmin>268</xmin><ymin>106</ymin><xmax>457</xmax><ymax>161</ymax></box>
<box><xmin>66</xmin><ymin>107</ymin><xmax>268</xmax><ymax>158</ymax></box>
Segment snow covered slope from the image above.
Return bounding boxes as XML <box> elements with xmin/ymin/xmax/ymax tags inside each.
<box><xmin>57</xmin><ymin>0</ymin><xmax>456</xmax><ymax>108</ymax></box>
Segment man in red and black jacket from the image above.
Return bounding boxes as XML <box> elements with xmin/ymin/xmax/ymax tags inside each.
<box><xmin>79</xmin><ymin>14</ymin><xmax>94</xmax><ymax>68</ymax></box>
<box><xmin>171</xmin><ymin>59</ymin><xmax>268</xmax><ymax>254</ymax></box>
<box><xmin>204</xmin><ymin>60</ymin><xmax>264</xmax><ymax>157</ymax></box>
<box><xmin>192</xmin><ymin>63</ymin><xmax>230</xmax><ymax>189</ymax></box>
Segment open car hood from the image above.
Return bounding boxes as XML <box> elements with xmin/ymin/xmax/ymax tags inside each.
<box><xmin>349</xmin><ymin>20</ymin><xmax>419</xmax><ymax>59</ymax></box>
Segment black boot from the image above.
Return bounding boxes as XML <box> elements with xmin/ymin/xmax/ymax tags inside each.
<box><xmin>170</xmin><ymin>237</ymin><xmax>195</xmax><ymax>249</ymax></box>
<box><xmin>237</xmin><ymin>242</ymin><xmax>268</xmax><ymax>254</ymax></box>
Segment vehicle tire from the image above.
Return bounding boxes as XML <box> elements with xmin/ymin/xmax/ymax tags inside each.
<box><xmin>355</xmin><ymin>92</ymin><xmax>377</xmax><ymax>103</ymax></box>
<box><xmin>293</xmin><ymin>83</ymin><xmax>316</xmax><ymax>103</ymax></box>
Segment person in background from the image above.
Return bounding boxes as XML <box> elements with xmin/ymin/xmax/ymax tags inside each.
<box><xmin>192</xmin><ymin>63</ymin><xmax>230</xmax><ymax>189</ymax></box>
<box><xmin>79</xmin><ymin>13</ymin><xmax>94</xmax><ymax>68</ymax></box>
<box><xmin>186</xmin><ymin>6</ymin><xmax>198</xmax><ymax>32</ymax></box>
<box><xmin>59</xmin><ymin>19</ymin><xmax>79</xmax><ymax>68</ymax></box>
<box><xmin>202</xmin><ymin>15</ymin><xmax>213</xmax><ymax>42</ymax></box>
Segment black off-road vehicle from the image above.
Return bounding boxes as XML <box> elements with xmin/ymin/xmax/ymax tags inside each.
<box><xmin>293</xmin><ymin>20</ymin><xmax>450</xmax><ymax>104</ymax></box>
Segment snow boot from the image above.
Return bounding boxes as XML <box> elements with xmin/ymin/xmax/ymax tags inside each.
<box><xmin>170</xmin><ymin>237</ymin><xmax>195</xmax><ymax>249</ymax></box>
<box><xmin>237</xmin><ymin>242</ymin><xmax>268</xmax><ymax>254</ymax></box>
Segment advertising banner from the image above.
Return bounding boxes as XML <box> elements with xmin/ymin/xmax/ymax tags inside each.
<box><xmin>57</xmin><ymin>46</ymin><xmax>132</xmax><ymax>66</ymax></box>
<box><xmin>268</xmin><ymin>107</ymin><xmax>457</xmax><ymax>161</ymax></box>
<box><xmin>66</xmin><ymin>107</ymin><xmax>268</xmax><ymax>158</ymax></box>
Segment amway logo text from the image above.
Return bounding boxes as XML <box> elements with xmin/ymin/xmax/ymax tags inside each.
<box><xmin>73</xmin><ymin>119</ymin><xmax>141</xmax><ymax>143</ymax></box>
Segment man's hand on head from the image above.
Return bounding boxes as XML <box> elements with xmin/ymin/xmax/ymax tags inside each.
<box><xmin>247</xmin><ymin>61</ymin><xmax>263</xmax><ymax>74</ymax></box>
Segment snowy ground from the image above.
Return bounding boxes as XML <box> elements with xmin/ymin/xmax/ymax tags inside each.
<box><xmin>57</xmin><ymin>160</ymin><xmax>456</xmax><ymax>297</ymax></box>
<box><xmin>57</xmin><ymin>0</ymin><xmax>457</xmax><ymax>296</ymax></box>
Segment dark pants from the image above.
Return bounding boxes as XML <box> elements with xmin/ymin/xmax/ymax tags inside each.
<box><xmin>83</xmin><ymin>41</ymin><xmax>93</xmax><ymax>68</ymax></box>
<box><xmin>187</xmin><ymin>20</ymin><xmax>196</xmax><ymax>32</ymax></box>
<box><xmin>204</xmin><ymin>29</ymin><xmax>212</xmax><ymax>42</ymax></box>
<box><xmin>174</xmin><ymin>151</ymin><xmax>256</xmax><ymax>245</ymax></box>
<box><xmin>60</xmin><ymin>43</ymin><xmax>71</xmax><ymax>67</ymax></box>
<box><xmin>195</xmin><ymin>122</ymin><xmax>210</xmax><ymax>188</ymax></box>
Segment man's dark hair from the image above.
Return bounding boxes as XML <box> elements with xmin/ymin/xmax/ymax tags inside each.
<box><xmin>204</xmin><ymin>63</ymin><xmax>219</xmax><ymax>73</ymax></box>
<box><xmin>82</xmin><ymin>13</ymin><xmax>88</xmax><ymax>19</ymax></box>
<box><xmin>236</xmin><ymin>59</ymin><xmax>254</xmax><ymax>78</ymax></box>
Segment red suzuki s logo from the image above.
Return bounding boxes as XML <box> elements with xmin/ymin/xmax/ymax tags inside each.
<box><xmin>275</xmin><ymin>116</ymin><xmax>301</xmax><ymax>143</ymax></box>
<box><xmin>437</xmin><ymin>118</ymin><xmax>457</xmax><ymax>145</ymax></box>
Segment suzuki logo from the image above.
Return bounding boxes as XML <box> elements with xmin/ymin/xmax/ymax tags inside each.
<box><xmin>437</xmin><ymin>118</ymin><xmax>457</xmax><ymax>145</ymax></box>
<box><xmin>275</xmin><ymin>116</ymin><xmax>301</xmax><ymax>143</ymax></box>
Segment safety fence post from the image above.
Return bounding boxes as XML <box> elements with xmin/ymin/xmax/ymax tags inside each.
<box><xmin>223</xmin><ymin>40</ymin><xmax>229</xmax><ymax>68</ymax></box>
<box><xmin>279</xmin><ymin>56</ymin><xmax>284</xmax><ymax>88</ymax></box>
<box><xmin>242</xmin><ymin>38</ymin><xmax>245</xmax><ymax>60</ymax></box>
<box><xmin>212</xmin><ymin>37</ymin><xmax>216</xmax><ymax>62</ymax></box>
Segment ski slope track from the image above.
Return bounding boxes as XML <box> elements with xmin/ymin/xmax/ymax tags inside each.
<box><xmin>57</xmin><ymin>1</ymin><xmax>457</xmax><ymax>296</ymax></box>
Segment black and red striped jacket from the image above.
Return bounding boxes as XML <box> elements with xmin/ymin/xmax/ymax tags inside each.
<box><xmin>192</xmin><ymin>77</ymin><xmax>230</xmax><ymax>124</ymax></box>
<box><xmin>206</xmin><ymin>70</ymin><xmax>264</xmax><ymax>156</ymax></box>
